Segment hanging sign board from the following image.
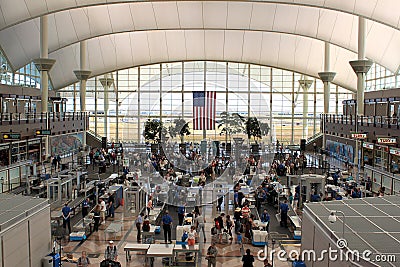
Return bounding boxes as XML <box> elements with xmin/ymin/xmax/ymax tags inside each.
<box><xmin>351</xmin><ymin>133</ymin><xmax>367</xmax><ymax>139</ymax></box>
<box><xmin>362</xmin><ymin>142</ymin><xmax>374</xmax><ymax>150</ymax></box>
<box><xmin>377</xmin><ymin>137</ymin><xmax>397</xmax><ymax>144</ymax></box>
<box><xmin>2</xmin><ymin>133</ymin><xmax>21</xmax><ymax>141</ymax></box>
<box><xmin>35</xmin><ymin>129</ymin><xmax>51</xmax><ymax>136</ymax></box>
<box><xmin>389</xmin><ymin>148</ymin><xmax>400</xmax><ymax>156</ymax></box>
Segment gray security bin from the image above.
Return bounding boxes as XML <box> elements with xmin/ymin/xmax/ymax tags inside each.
<box><xmin>41</xmin><ymin>256</ymin><xmax>53</xmax><ymax>267</ymax></box>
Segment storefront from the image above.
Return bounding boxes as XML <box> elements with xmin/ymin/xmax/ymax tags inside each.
<box><xmin>374</xmin><ymin>144</ymin><xmax>389</xmax><ymax>171</ymax></box>
<box><xmin>389</xmin><ymin>147</ymin><xmax>400</xmax><ymax>174</ymax></box>
<box><xmin>362</xmin><ymin>142</ymin><xmax>374</xmax><ymax>166</ymax></box>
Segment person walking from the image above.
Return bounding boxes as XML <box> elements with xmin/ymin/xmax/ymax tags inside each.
<box><xmin>135</xmin><ymin>212</ymin><xmax>144</xmax><ymax>242</ymax></box>
<box><xmin>162</xmin><ymin>210</ymin><xmax>173</xmax><ymax>244</ymax></box>
<box><xmin>280</xmin><ymin>200</ymin><xmax>289</xmax><ymax>228</ymax></box>
<box><xmin>104</xmin><ymin>240</ymin><xmax>118</xmax><ymax>261</ymax></box>
<box><xmin>206</xmin><ymin>242</ymin><xmax>218</xmax><ymax>267</ymax></box>
<box><xmin>242</xmin><ymin>249</ymin><xmax>255</xmax><ymax>267</ymax></box>
<box><xmin>61</xmin><ymin>202</ymin><xmax>71</xmax><ymax>235</ymax></box>
<box><xmin>195</xmin><ymin>212</ymin><xmax>206</xmax><ymax>242</ymax></box>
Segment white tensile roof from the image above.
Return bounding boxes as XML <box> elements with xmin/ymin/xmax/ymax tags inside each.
<box><xmin>0</xmin><ymin>0</ymin><xmax>399</xmax><ymax>90</ymax></box>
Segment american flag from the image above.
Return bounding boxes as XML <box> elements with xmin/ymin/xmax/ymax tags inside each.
<box><xmin>193</xmin><ymin>91</ymin><xmax>216</xmax><ymax>130</ymax></box>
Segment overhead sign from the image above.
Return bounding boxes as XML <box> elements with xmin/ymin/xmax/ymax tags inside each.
<box><xmin>351</xmin><ymin>133</ymin><xmax>367</xmax><ymax>139</ymax></box>
<box><xmin>390</xmin><ymin>148</ymin><xmax>400</xmax><ymax>156</ymax></box>
<box><xmin>377</xmin><ymin>137</ymin><xmax>397</xmax><ymax>144</ymax></box>
<box><xmin>35</xmin><ymin>129</ymin><xmax>51</xmax><ymax>136</ymax></box>
<box><xmin>362</xmin><ymin>142</ymin><xmax>374</xmax><ymax>150</ymax></box>
<box><xmin>2</xmin><ymin>133</ymin><xmax>21</xmax><ymax>141</ymax></box>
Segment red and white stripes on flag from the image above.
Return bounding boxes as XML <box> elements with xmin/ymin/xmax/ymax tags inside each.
<box><xmin>193</xmin><ymin>91</ymin><xmax>216</xmax><ymax>130</ymax></box>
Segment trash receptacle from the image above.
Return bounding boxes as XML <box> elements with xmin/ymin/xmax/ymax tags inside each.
<box><xmin>41</xmin><ymin>256</ymin><xmax>53</xmax><ymax>267</ymax></box>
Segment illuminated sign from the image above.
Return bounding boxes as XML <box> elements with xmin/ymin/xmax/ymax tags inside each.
<box><xmin>390</xmin><ymin>148</ymin><xmax>400</xmax><ymax>156</ymax></box>
<box><xmin>351</xmin><ymin>133</ymin><xmax>367</xmax><ymax>139</ymax></box>
<box><xmin>377</xmin><ymin>137</ymin><xmax>397</xmax><ymax>144</ymax></box>
<box><xmin>35</xmin><ymin>129</ymin><xmax>51</xmax><ymax>136</ymax></box>
<box><xmin>2</xmin><ymin>133</ymin><xmax>21</xmax><ymax>141</ymax></box>
<box><xmin>362</xmin><ymin>142</ymin><xmax>374</xmax><ymax>149</ymax></box>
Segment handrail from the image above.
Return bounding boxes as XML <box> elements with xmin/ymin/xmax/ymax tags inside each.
<box><xmin>322</xmin><ymin>114</ymin><xmax>399</xmax><ymax>128</ymax></box>
<box><xmin>0</xmin><ymin>112</ymin><xmax>88</xmax><ymax>125</ymax></box>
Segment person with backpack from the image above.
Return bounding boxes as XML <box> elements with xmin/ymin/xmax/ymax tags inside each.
<box><xmin>104</xmin><ymin>240</ymin><xmax>118</xmax><ymax>261</ymax></box>
<box><xmin>77</xmin><ymin>251</ymin><xmax>90</xmax><ymax>267</ymax></box>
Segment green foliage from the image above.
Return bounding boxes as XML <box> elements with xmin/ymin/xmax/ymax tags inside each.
<box><xmin>143</xmin><ymin>119</ymin><xmax>166</xmax><ymax>143</ymax></box>
<box><xmin>217</xmin><ymin>112</ymin><xmax>244</xmax><ymax>139</ymax></box>
<box><xmin>244</xmin><ymin>117</ymin><xmax>270</xmax><ymax>144</ymax></box>
<box><xmin>168</xmin><ymin>118</ymin><xmax>191</xmax><ymax>141</ymax></box>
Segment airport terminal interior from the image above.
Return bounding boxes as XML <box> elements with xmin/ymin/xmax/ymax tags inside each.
<box><xmin>0</xmin><ymin>1</ymin><xmax>400</xmax><ymax>267</ymax></box>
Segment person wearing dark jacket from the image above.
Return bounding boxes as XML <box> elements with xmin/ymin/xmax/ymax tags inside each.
<box><xmin>242</xmin><ymin>249</ymin><xmax>255</xmax><ymax>267</ymax></box>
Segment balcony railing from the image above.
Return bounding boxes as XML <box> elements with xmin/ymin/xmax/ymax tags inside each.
<box><xmin>0</xmin><ymin>112</ymin><xmax>88</xmax><ymax>125</ymax></box>
<box><xmin>322</xmin><ymin>114</ymin><xmax>400</xmax><ymax>129</ymax></box>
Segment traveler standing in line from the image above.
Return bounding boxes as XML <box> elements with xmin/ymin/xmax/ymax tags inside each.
<box><xmin>108</xmin><ymin>192</ymin><xmax>115</xmax><ymax>218</ymax></box>
<box><xmin>135</xmin><ymin>212</ymin><xmax>144</xmax><ymax>242</ymax></box>
<box><xmin>100</xmin><ymin>198</ymin><xmax>107</xmax><ymax>224</ymax></box>
<box><xmin>280</xmin><ymin>200</ymin><xmax>289</xmax><ymax>228</ymax></box>
<box><xmin>62</xmin><ymin>202</ymin><xmax>71</xmax><ymax>234</ymax></box>
<box><xmin>206</xmin><ymin>242</ymin><xmax>218</xmax><ymax>267</ymax></box>
<box><xmin>187</xmin><ymin>225</ymin><xmax>197</xmax><ymax>246</ymax></box>
<box><xmin>82</xmin><ymin>198</ymin><xmax>90</xmax><ymax>218</ymax></box>
<box><xmin>77</xmin><ymin>251</ymin><xmax>90</xmax><ymax>267</ymax></box>
<box><xmin>162</xmin><ymin>210</ymin><xmax>173</xmax><ymax>244</ymax></box>
<box><xmin>93</xmin><ymin>204</ymin><xmax>101</xmax><ymax>232</ymax></box>
<box><xmin>147</xmin><ymin>196</ymin><xmax>153</xmax><ymax>216</ymax></box>
<box><xmin>178</xmin><ymin>204</ymin><xmax>185</xmax><ymax>226</ymax></box>
<box><xmin>242</xmin><ymin>249</ymin><xmax>255</xmax><ymax>267</ymax></box>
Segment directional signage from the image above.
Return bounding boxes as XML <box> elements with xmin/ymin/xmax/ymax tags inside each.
<box><xmin>2</xmin><ymin>133</ymin><xmax>21</xmax><ymax>141</ymax></box>
<box><xmin>351</xmin><ymin>133</ymin><xmax>367</xmax><ymax>139</ymax></box>
<box><xmin>377</xmin><ymin>137</ymin><xmax>397</xmax><ymax>144</ymax></box>
<box><xmin>35</xmin><ymin>129</ymin><xmax>51</xmax><ymax>136</ymax></box>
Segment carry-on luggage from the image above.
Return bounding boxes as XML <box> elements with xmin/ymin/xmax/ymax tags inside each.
<box><xmin>292</xmin><ymin>260</ymin><xmax>306</xmax><ymax>267</ymax></box>
<box><xmin>100</xmin><ymin>259</ymin><xmax>122</xmax><ymax>267</ymax></box>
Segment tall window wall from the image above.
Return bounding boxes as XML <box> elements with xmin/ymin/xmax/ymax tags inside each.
<box><xmin>366</xmin><ymin>63</ymin><xmax>399</xmax><ymax>92</ymax></box>
<box><xmin>58</xmin><ymin>61</ymin><xmax>352</xmax><ymax>145</ymax></box>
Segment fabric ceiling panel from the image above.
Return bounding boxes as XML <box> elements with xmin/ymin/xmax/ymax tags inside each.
<box><xmin>86</xmin><ymin>6</ymin><xmax>113</xmax><ymax>37</ymax></box>
<box><xmin>329</xmin><ymin>13</ymin><xmax>357</xmax><ymax>51</ymax></box>
<box><xmin>176</xmin><ymin>2</ymin><xmax>203</xmax><ymax>28</ymax></box>
<box><xmin>203</xmin><ymin>2</ymin><xmax>228</xmax><ymax>28</ymax></box>
<box><xmin>152</xmin><ymin>2</ymin><xmax>181</xmax><ymax>29</ymax></box>
<box><xmin>184</xmin><ymin>30</ymin><xmax>205</xmax><ymax>60</ymax></box>
<box><xmin>129</xmin><ymin>31</ymin><xmax>151</xmax><ymax>66</ymax></box>
<box><xmin>273</xmin><ymin>4</ymin><xmax>299</xmax><ymax>33</ymax></box>
<box><xmin>204</xmin><ymin>30</ymin><xmax>224</xmax><ymax>60</ymax></box>
<box><xmin>48</xmin><ymin>30</ymin><xmax>358</xmax><ymax>90</ymax></box>
<box><xmin>226</xmin><ymin>2</ymin><xmax>252</xmax><ymax>29</ymax></box>
<box><xmin>165</xmin><ymin>31</ymin><xmax>187</xmax><ymax>60</ymax></box>
<box><xmin>248</xmin><ymin>3</ymin><xmax>276</xmax><ymax>31</ymax></box>
<box><xmin>69</xmin><ymin>8</ymin><xmax>92</xmax><ymax>41</ymax></box>
<box><xmin>2</xmin><ymin>0</ymin><xmax>400</xmax><ymax>32</ymax></box>
<box><xmin>147</xmin><ymin>31</ymin><xmax>169</xmax><ymax>63</ymax></box>
<box><xmin>223</xmin><ymin>30</ymin><xmax>245</xmax><ymax>62</ymax></box>
<box><xmin>130</xmin><ymin>3</ymin><xmax>157</xmax><ymax>31</ymax></box>
<box><xmin>50</xmin><ymin>11</ymin><xmax>77</xmax><ymax>50</ymax></box>
<box><xmin>107</xmin><ymin>4</ymin><xmax>135</xmax><ymax>33</ymax></box>
<box><xmin>241</xmin><ymin>31</ymin><xmax>263</xmax><ymax>64</ymax></box>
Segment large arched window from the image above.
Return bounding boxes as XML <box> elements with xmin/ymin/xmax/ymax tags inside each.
<box><xmin>58</xmin><ymin>61</ymin><xmax>353</xmax><ymax>144</ymax></box>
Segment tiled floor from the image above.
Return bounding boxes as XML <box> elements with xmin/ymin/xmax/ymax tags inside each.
<box><xmin>61</xmin><ymin>205</ymin><xmax>294</xmax><ymax>267</ymax></box>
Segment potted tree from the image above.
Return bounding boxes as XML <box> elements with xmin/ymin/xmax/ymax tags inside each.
<box><xmin>168</xmin><ymin>118</ymin><xmax>191</xmax><ymax>143</ymax></box>
<box><xmin>143</xmin><ymin>119</ymin><xmax>166</xmax><ymax>153</ymax></box>
<box><xmin>217</xmin><ymin>112</ymin><xmax>244</xmax><ymax>154</ymax></box>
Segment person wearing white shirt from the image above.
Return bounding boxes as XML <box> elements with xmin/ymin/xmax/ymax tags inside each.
<box><xmin>100</xmin><ymin>198</ymin><xmax>107</xmax><ymax>224</ymax></box>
